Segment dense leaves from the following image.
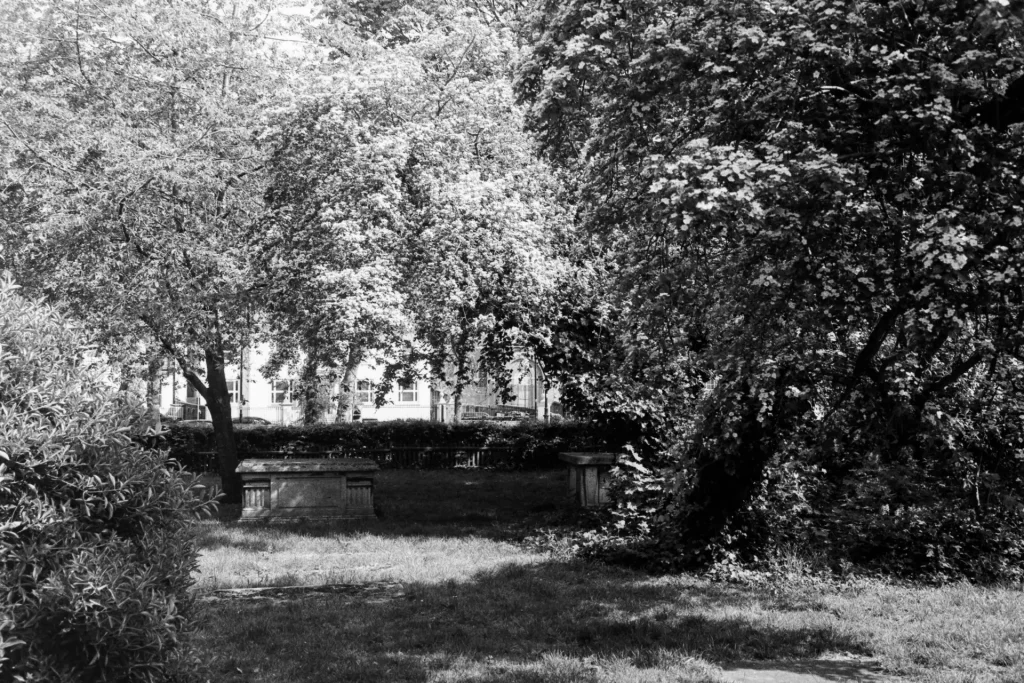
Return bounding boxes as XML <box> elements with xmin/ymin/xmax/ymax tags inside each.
<box><xmin>0</xmin><ymin>279</ymin><xmax>212</xmax><ymax>682</ymax></box>
<box><xmin>256</xmin><ymin>1</ymin><xmax>569</xmax><ymax>418</ymax></box>
<box><xmin>517</xmin><ymin>0</ymin><xmax>1024</xmax><ymax>578</ymax></box>
<box><xmin>0</xmin><ymin>0</ymin><xmax>319</xmax><ymax>498</ymax></box>
<box><xmin>8</xmin><ymin>0</ymin><xmax>1024</xmax><ymax>584</ymax></box>
<box><xmin>163</xmin><ymin>419</ymin><xmax>629</xmax><ymax>472</ymax></box>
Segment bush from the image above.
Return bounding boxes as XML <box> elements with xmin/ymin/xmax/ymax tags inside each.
<box><xmin>0</xmin><ymin>280</ymin><xmax>211</xmax><ymax>682</ymax></box>
<box><xmin>583</xmin><ymin>419</ymin><xmax>1024</xmax><ymax>583</ymax></box>
<box><xmin>165</xmin><ymin>419</ymin><xmax>630</xmax><ymax>472</ymax></box>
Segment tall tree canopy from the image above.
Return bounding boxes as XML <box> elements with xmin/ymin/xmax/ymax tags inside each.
<box><xmin>0</xmin><ymin>0</ymin><xmax>313</xmax><ymax>499</ymax></box>
<box><xmin>518</xmin><ymin>0</ymin><xmax>1024</xmax><ymax>569</ymax></box>
<box><xmin>257</xmin><ymin>1</ymin><xmax>569</xmax><ymax>418</ymax></box>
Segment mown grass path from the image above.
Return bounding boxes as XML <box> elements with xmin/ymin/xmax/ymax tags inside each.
<box><xmin>192</xmin><ymin>470</ymin><xmax>1024</xmax><ymax>683</ymax></box>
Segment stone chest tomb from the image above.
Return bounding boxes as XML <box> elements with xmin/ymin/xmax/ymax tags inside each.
<box><xmin>237</xmin><ymin>458</ymin><xmax>378</xmax><ymax>521</ymax></box>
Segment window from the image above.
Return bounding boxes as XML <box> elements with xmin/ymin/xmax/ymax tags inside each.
<box><xmin>227</xmin><ymin>380</ymin><xmax>240</xmax><ymax>403</ymax></box>
<box><xmin>355</xmin><ymin>380</ymin><xmax>372</xmax><ymax>405</ymax></box>
<box><xmin>272</xmin><ymin>379</ymin><xmax>294</xmax><ymax>404</ymax></box>
<box><xmin>397</xmin><ymin>380</ymin><xmax>418</xmax><ymax>403</ymax></box>
<box><xmin>185</xmin><ymin>383</ymin><xmax>198</xmax><ymax>402</ymax></box>
<box><xmin>514</xmin><ymin>383</ymin><xmax>534</xmax><ymax>407</ymax></box>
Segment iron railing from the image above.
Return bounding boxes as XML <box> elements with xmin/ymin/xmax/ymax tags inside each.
<box><xmin>187</xmin><ymin>446</ymin><xmax>524</xmax><ymax>473</ymax></box>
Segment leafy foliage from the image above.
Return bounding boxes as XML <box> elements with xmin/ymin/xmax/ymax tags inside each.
<box><xmin>0</xmin><ymin>0</ymin><xmax>282</xmax><ymax>351</ymax></box>
<box><xmin>517</xmin><ymin>0</ymin><xmax>1024</xmax><ymax>579</ymax></box>
<box><xmin>165</xmin><ymin>419</ymin><xmax>629</xmax><ymax>471</ymax></box>
<box><xmin>0</xmin><ymin>0</ymin><xmax>318</xmax><ymax>497</ymax></box>
<box><xmin>256</xmin><ymin>0</ymin><xmax>570</xmax><ymax>414</ymax></box>
<box><xmin>0</xmin><ymin>279</ymin><xmax>213</xmax><ymax>682</ymax></box>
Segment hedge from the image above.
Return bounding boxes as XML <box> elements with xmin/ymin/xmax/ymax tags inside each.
<box><xmin>164</xmin><ymin>419</ymin><xmax>633</xmax><ymax>472</ymax></box>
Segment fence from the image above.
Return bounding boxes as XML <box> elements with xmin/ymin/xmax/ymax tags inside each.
<box><xmin>187</xmin><ymin>446</ymin><xmax>522</xmax><ymax>473</ymax></box>
<box><xmin>461</xmin><ymin>404</ymin><xmax>536</xmax><ymax>421</ymax></box>
<box><xmin>166</xmin><ymin>403</ymin><xmax>205</xmax><ymax>420</ymax></box>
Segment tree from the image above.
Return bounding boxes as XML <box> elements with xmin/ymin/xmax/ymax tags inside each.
<box><xmin>0</xmin><ymin>0</ymin><xmax>313</xmax><ymax>499</ymax></box>
<box><xmin>517</xmin><ymin>0</ymin><xmax>1024</xmax><ymax>563</ymax></box>
<box><xmin>255</xmin><ymin>95</ymin><xmax>412</xmax><ymax>424</ymax></box>
<box><xmin>257</xmin><ymin>1</ymin><xmax>568</xmax><ymax>420</ymax></box>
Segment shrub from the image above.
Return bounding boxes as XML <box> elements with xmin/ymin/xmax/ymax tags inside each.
<box><xmin>0</xmin><ymin>279</ymin><xmax>212</xmax><ymax>682</ymax></box>
<box><xmin>587</xmin><ymin>422</ymin><xmax>1024</xmax><ymax>583</ymax></box>
<box><xmin>165</xmin><ymin>419</ymin><xmax>630</xmax><ymax>472</ymax></box>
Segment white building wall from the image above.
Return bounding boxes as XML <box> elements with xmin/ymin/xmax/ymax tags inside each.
<box><xmin>159</xmin><ymin>346</ymin><xmax>431</xmax><ymax>424</ymax></box>
<box><xmin>348</xmin><ymin>362</ymin><xmax>430</xmax><ymax>422</ymax></box>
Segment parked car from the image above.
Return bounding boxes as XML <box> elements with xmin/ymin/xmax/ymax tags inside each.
<box><xmin>233</xmin><ymin>416</ymin><xmax>271</xmax><ymax>425</ymax></box>
<box><xmin>177</xmin><ymin>419</ymin><xmax>213</xmax><ymax>427</ymax></box>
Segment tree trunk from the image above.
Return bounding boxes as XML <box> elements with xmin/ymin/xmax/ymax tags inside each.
<box><xmin>453</xmin><ymin>391</ymin><xmax>462</xmax><ymax>423</ymax></box>
<box><xmin>536</xmin><ymin>358</ymin><xmax>549</xmax><ymax>423</ymax></box>
<box><xmin>675</xmin><ymin>393</ymin><xmax>777</xmax><ymax>560</ymax></box>
<box><xmin>144</xmin><ymin>354</ymin><xmax>163</xmax><ymax>433</ymax></box>
<box><xmin>299</xmin><ymin>356</ymin><xmax>324</xmax><ymax>425</ymax></box>
<box><xmin>204</xmin><ymin>347</ymin><xmax>241</xmax><ymax>503</ymax></box>
<box><xmin>335</xmin><ymin>345</ymin><xmax>362</xmax><ymax>423</ymax></box>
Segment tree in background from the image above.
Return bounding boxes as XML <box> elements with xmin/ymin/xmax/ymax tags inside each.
<box><xmin>518</xmin><ymin>0</ymin><xmax>1024</xmax><ymax>576</ymax></box>
<box><xmin>0</xmin><ymin>0</ymin><xmax>315</xmax><ymax>499</ymax></box>
<box><xmin>257</xmin><ymin>1</ymin><xmax>569</xmax><ymax>421</ymax></box>
<box><xmin>256</xmin><ymin>94</ymin><xmax>411</xmax><ymax>424</ymax></box>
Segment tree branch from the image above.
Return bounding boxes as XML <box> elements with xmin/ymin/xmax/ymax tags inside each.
<box><xmin>74</xmin><ymin>5</ymin><xmax>94</xmax><ymax>89</ymax></box>
<box><xmin>914</xmin><ymin>350</ymin><xmax>986</xmax><ymax>410</ymax></box>
<box><xmin>824</xmin><ymin>305</ymin><xmax>904</xmax><ymax>419</ymax></box>
<box><xmin>142</xmin><ymin>316</ymin><xmax>211</xmax><ymax>400</ymax></box>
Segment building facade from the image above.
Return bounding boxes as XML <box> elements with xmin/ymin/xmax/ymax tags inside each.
<box><xmin>160</xmin><ymin>346</ymin><xmax>559</xmax><ymax>425</ymax></box>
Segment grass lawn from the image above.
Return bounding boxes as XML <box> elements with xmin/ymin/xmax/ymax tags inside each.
<box><xmin>193</xmin><ymin>470</ymin><xmax>1024</xmax><ymax>683</ymax></box>
<box><xmin>194</xmin><ymin>470</ymin><xmax>562</xmax><ymax>590</ymax></box>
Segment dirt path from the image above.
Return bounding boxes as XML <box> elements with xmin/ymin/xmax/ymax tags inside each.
<box><xmin>720</xmin><ymin>655</ymin><xmax>893</xmax><ymax>682</ymax></box>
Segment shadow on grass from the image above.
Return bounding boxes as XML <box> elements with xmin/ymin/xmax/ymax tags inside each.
<box><xmin>197</xmin><ymin>559</ymin><xmax>869</xmax><ymax>683</ymax></box>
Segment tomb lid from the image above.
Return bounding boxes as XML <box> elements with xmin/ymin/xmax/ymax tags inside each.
<box><xmin>558</xmin><ymin>452</ymin><xmax>620</xmax><ymax>465</ymax></box>
<box><xmin>236</xmin><ymin>458</ymin><xmax>379</xmax><ymax>473</ymax></box>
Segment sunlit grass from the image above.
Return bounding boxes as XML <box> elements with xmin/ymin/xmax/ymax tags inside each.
<box><xmin>192</xmin><ymin>470</ymin><xmax>1024</xmax><ymax>683</ymax></box>
<box><xmin>194</xmin><ymin>469</ymin><xmax>564</xmax><ymax>589</ymax></box>
<box><xmin>821</xmin><ymin>581</ymin><xmax>1024</xmax><ymax>681</ymax></box>
<box><xmin>195</xmin><ymin>526</ymin><xmax>551</xmax><ymax>589</ymax></box>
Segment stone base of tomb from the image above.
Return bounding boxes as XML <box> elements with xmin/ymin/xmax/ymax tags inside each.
<box><xmin>237</xmin><ymin>458</ymin><xmax>378</xmax><ymax>522</ymax></box>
